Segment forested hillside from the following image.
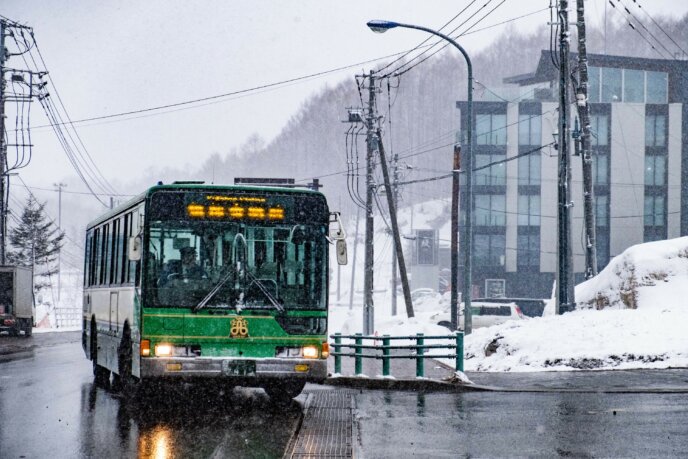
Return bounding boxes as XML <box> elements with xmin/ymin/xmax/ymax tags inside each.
<box><xmin>129</xmin><ymin>13</ymin><xmax>688</xmax><ymax>225</ymax></box>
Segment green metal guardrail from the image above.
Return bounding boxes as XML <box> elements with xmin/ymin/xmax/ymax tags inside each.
<box><xmin>330</xmin><ymin>332</ymin><xmax>464</xmax><ymax>378</ymax></box>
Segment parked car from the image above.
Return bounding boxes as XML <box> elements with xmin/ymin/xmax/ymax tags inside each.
<box><xmin>434</xmin><ymin>301</ymin><xmax>524</xmax><ymax>331</ymax></box>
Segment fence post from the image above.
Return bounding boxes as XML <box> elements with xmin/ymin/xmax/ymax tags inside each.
<box><xmin>416</xmin><ymin>333</ymin><xmax>424</xmax><ymax>378</ymax></box>
<box><xmin>382</xmin><ymin>335</ymin><xmax>390</xmax><ymax>377</ymax></box>
<box><xmin>455</xmin><ymin>331</ymin><xmax>464</xmax><ymax>372</ymax></box>
<box><xmin>334</xmin><ymin>333</ymin><xmax>342</xmax><ymax>374</ymax></box>
<box><xmin>355</xmin><ymin>333</ymin><xmax>363</xmax><ymax>375</ymax></box>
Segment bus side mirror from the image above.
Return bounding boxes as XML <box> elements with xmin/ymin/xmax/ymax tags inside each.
<box><xmin>128</xmin><ymin>236</ymin><xmax>142</xmax><ymax>261</ymax></box>
<box><xmin>336</xmin><ymin>239</ymin><xmax>348</xmax><ymax>265</ymax></box>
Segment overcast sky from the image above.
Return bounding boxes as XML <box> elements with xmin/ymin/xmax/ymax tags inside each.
<box><xmin>3</xmin><ymin>0</ymin><xmax>687</xmax><ymax>204</ymax></box>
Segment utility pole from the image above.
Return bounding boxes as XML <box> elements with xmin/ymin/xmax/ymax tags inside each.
<box><xmin>556</xmin><ymin>0</ymin><xmax>575</xmax><ymax>314</ymax></box>
<box><xmin>574</xmin><ymin>0</ymin><xmax>597</xmax><ymax>280</ymax></box>
<box><xmin>390</xmin><ymin>146</ymin><xmax>399</xmax><ymax>316</ymax></box>
<box><xmin>363</xmin><ymin>71</ymin><xmax>377</xmax><ymax>335</ymax></box>
<box><xmin>54</xmin><ymin>182</ymin><xmax>66</xmax><ymax>301</ymax></box>
<box><xmin>451</xmin><ymin>145</ymin><xmax>461</xmax><ymax>330</ymax></box>
<box><xmin>0</xmin><ymin>20</ymin><xmax>8</xmax><ymax>265</ymax></box>
<box><xmin>348</xmin><ymin>207</ymin><xmax>361</xmax><ymax>311</ymax></box>
<box><xmin>376</xmin><ymin>128</ymin><xmax>414</xmax><ymax>318</ymax></box>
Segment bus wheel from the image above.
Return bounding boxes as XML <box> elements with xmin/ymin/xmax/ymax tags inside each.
<box><xmin>114</xmin><ymin>326</ymin><xmax>135</xmax><ymax>393</ymax></box>
<box><xmin>264</xmin><ymin>381</ymin><xmax>305</xmax><ymax>406</ymax></box>
<box><xmin>91</xmin><ymin>321</ymin><xmax>110</xmax><ymax>387</ymax></box>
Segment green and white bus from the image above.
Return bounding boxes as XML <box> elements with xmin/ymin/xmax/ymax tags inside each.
<box><xmin>82</xmin><ymin>182</ymin><xmax>345</xmax><ymax>402</ymax></box>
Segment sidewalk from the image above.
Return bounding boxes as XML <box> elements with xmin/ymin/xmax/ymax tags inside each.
<box><xmin>323</xmin><ymin>350</ymin><xmax>688</xmax><ymax>394</ymax></box>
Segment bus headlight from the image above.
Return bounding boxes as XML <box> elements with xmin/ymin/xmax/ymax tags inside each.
<box><xmin>155</xmin><ymin>343</ymin><xmax>173</xmax><ymax>357</ymax></box>
<box><xmin>302</xmin><ymin>345</ymin><xmax>319</xmax><ymax>359</ymax></box>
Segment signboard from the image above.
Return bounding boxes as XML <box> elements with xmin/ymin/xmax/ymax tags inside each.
<box><xmin>485</xmin><ymin>279</ymin><xmax>506</xmax><ymax>298</ymax></box>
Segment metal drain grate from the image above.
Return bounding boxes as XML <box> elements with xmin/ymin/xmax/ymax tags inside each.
<box><xmin>284</xmin><ymin>390</ymin><xmax>354</xmax><ymax>458</ymax></box>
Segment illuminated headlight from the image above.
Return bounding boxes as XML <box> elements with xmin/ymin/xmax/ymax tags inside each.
<box><xmin>302</xmin><ymin>346</ymin><xmax>319</xmax><ymax>359</ymax></box>
<box><xmin>155</xmin><ymin>343</ymin><xmax>173</xmax><ymax>357</ymax></box>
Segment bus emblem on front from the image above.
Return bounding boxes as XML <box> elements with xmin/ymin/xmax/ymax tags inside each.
<box><xmin>230</xmin><ymin>317</ymin><xmax>249</xmax><ymax>338</ymax></box>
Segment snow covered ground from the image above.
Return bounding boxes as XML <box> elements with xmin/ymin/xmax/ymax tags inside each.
<box><xmin>329</xmin><ymin>199</ymin><xmax>688</xmax><ymax>372</ymax></box>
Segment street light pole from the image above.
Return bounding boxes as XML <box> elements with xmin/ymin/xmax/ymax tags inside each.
<box><xmin>367</xmin><ymin>20</ymin><xmax>474</xmax><ymax>334</ymax></box>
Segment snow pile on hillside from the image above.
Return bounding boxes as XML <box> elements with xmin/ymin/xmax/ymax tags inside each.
<box><xmin>575</xmin><ymin>237</ymin><xmax>688</xmax><ymax>310</ymax></box>
<box><xmin>463</xmin><ymin>236</ymin><xmax>688</xmax><ymax>371</ymax></box>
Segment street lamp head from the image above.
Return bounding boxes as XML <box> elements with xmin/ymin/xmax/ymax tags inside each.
<box><xmin>366</xmin><ymin>20</ymin><xmax>399</xmax><ymax>33</ymax></box>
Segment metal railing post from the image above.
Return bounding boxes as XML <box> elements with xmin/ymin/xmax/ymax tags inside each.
<box><xmin>382</xmin><ymin>335</ymin><xmax>390</xmax><ymax>376</ymax></box>
<box><xmin>355</xmin><ymin>333</ymin><xmax>363</xmax><ymax>375</ymax></box>
<box><xmin>334</xmin><ymin>333</ymin><xmax>342</xmax><ymax>374</ymax></box>
<box><xmin>416</xmin><ymin>333</ymin><xmax>424</xmax><ymax>378</ymax></box>
<box><xmin>456</xmin><ymin>331</ymin><xmax>464</xmax><ymax>372</ymax></box>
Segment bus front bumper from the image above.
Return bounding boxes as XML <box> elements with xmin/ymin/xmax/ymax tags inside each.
<box><xmin>140</xmin><ymin>357</ymin><xmax>327</xmax><ymax>382</ymax></box>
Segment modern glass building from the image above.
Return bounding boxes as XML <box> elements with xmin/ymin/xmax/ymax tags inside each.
<box><xmin>456</xmin><ymin>51</ymin><xmax>688</xmax><ymax>299</ymax></box>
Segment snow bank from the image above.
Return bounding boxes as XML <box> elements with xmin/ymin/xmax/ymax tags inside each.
<box><xmin>463</xmin><ymin>236</ymin><xmax>688</xmax><ymax>371</ymax></box>
<box><xmin>330</xmin><ymin>219</ymin><xmax>688</xmax><ymax>372</ymax></box>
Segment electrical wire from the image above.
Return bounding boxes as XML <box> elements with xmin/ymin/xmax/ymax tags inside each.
<box><xmin>631</xmin><ymin>0</ymin><xmax>688</xmax><ymax>57</ymax></box>
<box><xmin>375</xmin><ymin>0</ymin><xmax>479</xmax><ymax>76</ymax></box>
<box><xmin>387</xmin><ymin>0</ymin><xmax>507</xmax><ymax>78</ymax></box>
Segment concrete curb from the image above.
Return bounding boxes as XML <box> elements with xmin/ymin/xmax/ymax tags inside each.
<box><xmin>324</xmin><ymin>376</ymin><xmax>492</xmax><ymax>392</ymax></box>
<box><xmin>324</xmin><ymin>377</ymin><xmax>688</xmax><ymax>394</ymax></box>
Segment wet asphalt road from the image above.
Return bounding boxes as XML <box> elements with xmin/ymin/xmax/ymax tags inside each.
<box><xmin>355</xmin><ymin>389</ymin><xmax>688</xmax><ymax>458</ymax></box>
<box><xmin>0</xmin><ymin>332</ymin><xmax>301</xmax><ymax>458</ymax></box>
<box><xmin>3</xmin><ymin>332</ymin><xmax>688</xmax><ymax>458</ymax></box>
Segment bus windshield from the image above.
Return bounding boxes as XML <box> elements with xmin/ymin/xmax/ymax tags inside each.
<box><xmin>143</xmin><ymin>189</ymin><xmax>328</xmax><ymax>311</ymax></box>
<box><xmin>145</xmin><ymin>220</ymin><xmax>327</xmax><ymax>311</ymax></box>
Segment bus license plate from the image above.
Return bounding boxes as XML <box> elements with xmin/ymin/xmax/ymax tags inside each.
<box><xmin>222</xmin><ymin>360</ymin><xmax>256</xmax><ymax>376</ymax></box>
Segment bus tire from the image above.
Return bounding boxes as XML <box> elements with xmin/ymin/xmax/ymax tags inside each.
<box><xmin>91</xmin><ymin>320</ymin><xmax>110</xmax><ymax>387</ymax></box>
<box><xmin>264</xmin><ymin>381</ymin><xmax>305</xmax><ymax>406</ymax></box>
<box><xmin>114</xmin><ymin>325</ymin><xmax>136</xmax><ymax>394</ymax></box>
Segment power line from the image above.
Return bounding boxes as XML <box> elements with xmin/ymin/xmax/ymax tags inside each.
<box><xmin>387</xmin><ymin>0</ymin><xmax>507</xmax><ymax>78</ymax></box>
<box><xmin>375</xmin><ymin>0</ymin><xmax>479</xmax><ymax>76</ymax></box>
<box><xmin>630</xmin><ymin>0</ymin><xmax>688</xmax><ymax>57</ymax></box>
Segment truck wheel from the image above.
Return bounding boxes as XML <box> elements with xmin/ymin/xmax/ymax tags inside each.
<box><xmin>23</xmin><ymin>318</ymin><xmax>33</xmax><ymax>337</ymax></box>
<box><xmin>91</xmin><ymin>321</ymin><xmax>110</xmax><ymax>387</ymax></box>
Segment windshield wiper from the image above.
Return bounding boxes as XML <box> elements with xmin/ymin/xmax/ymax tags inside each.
<box><xmin>245</xmin><ymin>270</ymin><xmax>285</xmax><ymax>313</ymax></box>
<box><xmin>192</xmin><ymin>267</ymin><xmax>235</xmax><ymax>313</ymax></box>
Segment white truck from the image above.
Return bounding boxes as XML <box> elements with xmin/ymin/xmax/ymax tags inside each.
<box><xmin>0</xmin><ymin>266</ymin><xmax>34</xmax><ymax>337</ymax></box>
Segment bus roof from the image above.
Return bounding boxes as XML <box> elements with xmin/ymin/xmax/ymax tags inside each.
<box><xmin>86</xmin><ymin>182</ymin><xmax>326</xmax><ymax>229</ymax></box>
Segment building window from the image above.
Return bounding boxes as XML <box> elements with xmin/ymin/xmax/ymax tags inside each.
<box><xmin>593</xmin><ymin>154</ymin><xmax>608</xmax><ymax>186</ymax></box>
<box><xmin>601</xmin><ymin>67</ymin><xmax>622</xmax><ymax>102</ymax></box>
<box><xmin>644</xmin><ymin>195</ymin><xmax>665</xmax><ymax>226</ymax></box>
<box><xmin>645</xmin><ymin>155</ymin><xmax>666</xmax><ymax>186</ymax></box>
<box><xmin>475</xmin><ymin>234</ymin><xmax>506</xmax><ymax>267</ymax></box>
<box><xmin>595</xmin><ymin>195</ymin><xmax>609</xmax><ymax>227</ymax></box>
<box><xmin>476</xmin><ymin>114</ymin><xmax>507</xmax><ymax>145</ymax></box>
<box><xmin>623</xmin><ymin>69</ymin><xmax>644</xmax><ymax>103</ymax></box>
<box><xmin>588</xmin><ymin>66</ymin><xmax>600</xmax><ymax>103</ymax></box>
<box><xmin>645</xmin><ymin>114</ymin><xmax>666</xmax><ymax>147</ymax></box>
<box><xmin>475</xmin><ymin>153</ymin><xmax>506</xmax><ymax>186</ymax></box>
<box><xmin>518</xmin><ymin>152</ymin><xmax>541</xmax><ymax>186</ymax></box>
<box><xmin>475</xmin><ymin>194</ymin><xmax>506</xmax><ymax>226</ymax></box>
<box><xmin>517</xmin><ymin>233</ymin><xmax>540</xmax><ymax>269</ymax></box>
<box><xmin>518</xmin><ymin>114</ymin><xmax>541</xmax><ymax>145</ymax></box>
<box><xmin>590</xmin><ymin>115</ymin><xmax>608</xmax><ymax>146</ymax></box>
<box><xmin>646</xmin><ymin>71</ymin><xmax>668</xmax><ymax>104</ymax></box>
<box><xmin>517</xmin><ymin>194</ymin><xmax>540</xmax><ymax>226</ymax></box>
<box><xmin>596</xmin><ymin>232</ymin><xmax>610</xmax><ymax>271</ymax></box>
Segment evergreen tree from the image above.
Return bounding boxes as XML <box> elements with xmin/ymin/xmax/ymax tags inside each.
<box><xmin>7</xmin><ymin>197</ymin><xmax>65</xmax><ymax>292</ymax></box>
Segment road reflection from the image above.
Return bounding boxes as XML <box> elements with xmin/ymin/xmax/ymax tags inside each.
<box><xmin>79</xmin><ymin>382</ymin><xmax>302</xmax><ymax>458</ymax></box>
